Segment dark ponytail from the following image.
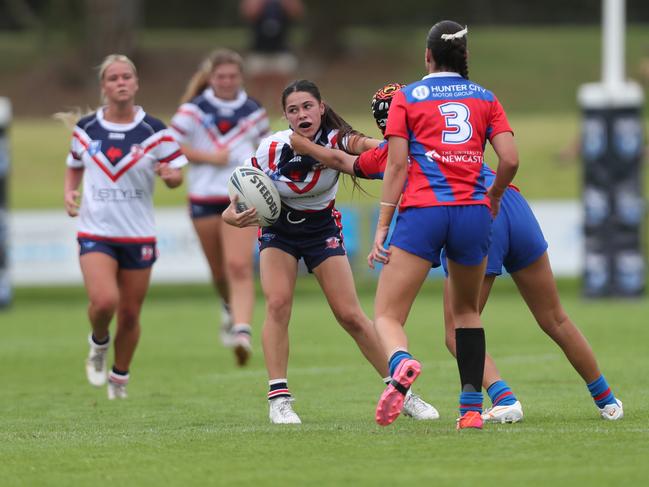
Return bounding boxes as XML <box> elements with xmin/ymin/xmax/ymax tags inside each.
<box><xmin>426</xmin><ymin>20</ymin><xmax>469</xmax><ymax>79</ymax></box>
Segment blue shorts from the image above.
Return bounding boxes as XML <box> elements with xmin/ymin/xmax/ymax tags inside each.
<box><xmin>259</xmin><ymin>205</ymin><xmax>346</xmax><ymax>272</ymax></box>
<box><xmin>390</xmin><ymin>205</ymin><xmax>492</xmax><ymax>267</ymax></box>
<box><xmin>78</xmin><ymin>238</ymin><xmax>157</xmax><ymax>269</ymax></box>
<box><xmin>441</xmin><ymin>189</ymin><xmax>548</xmax><ymax>276</ymax></box>
<box><xmin>189</xmin><ymin>197</ymin><xmax>230</xmax><ymax>219</ymax></box>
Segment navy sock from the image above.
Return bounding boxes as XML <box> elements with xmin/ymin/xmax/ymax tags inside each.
<box><xmin>388</xmin><ymin>350</ymin><xmax>412</xmax><ymax>377</ymax></box>
<box><xmin>587</xmin><ymin>375</ymin><xmax>617</xmax><ymax>408</ymax></box>
<box><xmin>91</xmin><ymin>333</ymin><xmax>110</xmax><ymax>346</ymax></box>
<box><xmin>487</xmin><ymin>380</ymin><xmax>517</xmax><ymax>407</ymax></box>
<box><xmin>111</xmin><ymin>366</ymin><xmax>128</xmax><ymax>376</ymax></box>
<box><xmin>268</xmin><ymin>379</ymin><xmax>291</xmax><ymax>400</ymax></box>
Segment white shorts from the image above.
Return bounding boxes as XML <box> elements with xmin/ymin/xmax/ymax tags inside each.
<box><xmin>246</xmin><ymin>52</ymin><xmax>298</xmax><ymax>76</ymax></box>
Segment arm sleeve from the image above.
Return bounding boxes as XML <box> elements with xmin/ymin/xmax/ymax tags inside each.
<box><xmin>251</xmin><ymin>107</ymin><xmax>270</xmax><ymax>143</ymax></box>
<box><xmin>383</xmin><ymin>91</ymin><xmax>409</xmax><ymax>140</ymax></box>
<box><xmin>486</xmin><ymin>96</ymin><xmax>513</xmax><ymax>141</ymax></box>
<box><xmin>169</xmin><ymin>103</ymin><xmax>199</xmax><ymax>145</ymax></box>
<box><xmin>152</xmin><ymin>129</ymin><xmax>189</xmax><ymax>169</ymax></box>
<box><xmin>65</xmin><ymin>129</ymin><xmax>85</xmax><ymax>168</ymax></box>
<box><xmin>354</xmin><ymin>143</ymin><xmax>387</xmax><ymax>180</ymax></box>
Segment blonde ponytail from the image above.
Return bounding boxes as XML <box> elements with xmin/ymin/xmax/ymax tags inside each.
<box><xmin>53</xmin><ymin>107</ymin><xmax>94</xmax><ymax>131</ymax></box>
<box><xmin>180</xmin><ymin>48</ymin><xmax>244</xmax><ymax>104</ymax></box>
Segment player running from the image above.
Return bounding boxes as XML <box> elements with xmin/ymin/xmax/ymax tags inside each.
<box><xmin>61</xmin><ymin>54</ymin><xmax>187</xmax><ymax>399</ymax></box>
<box><xmin>171</xmin><ymin>49</ymin><xmax>269</xmax><ymax>365</ymax></box>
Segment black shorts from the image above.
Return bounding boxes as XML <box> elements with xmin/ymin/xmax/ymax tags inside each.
<box><xmin>189</xmin><ymin>197</ymin><xmax>230</xmax><ymax>219</ymax></box>
<box><xmin>78</xmin><ymin>238</ymin><xmax>157</xmax><ymax>269</ymax></box>
<box><xmin>258</xmin><ymin>204</ymin><xmax>346</xmax><ymax>272</ymax></box>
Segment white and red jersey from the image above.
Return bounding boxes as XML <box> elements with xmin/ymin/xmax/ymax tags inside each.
<box><xmin>248</xmin><ymin>128</ymin><xmax>341</xmax><ymax>211</ymax></box>
<box><xmin>66</xmin><ymin>107</ymin><xmax>187</xmax><ymax>243</ymax></box>
<box><xmin>170</xmin><ymin>89</ymin><xmax>269</xmax><ymax>203</ymax></box>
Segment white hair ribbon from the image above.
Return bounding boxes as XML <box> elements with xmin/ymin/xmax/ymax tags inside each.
<box><xmin>441</xmin><ymin>26</ymin><xmax>468</xmax><ymax>41</ymax></box>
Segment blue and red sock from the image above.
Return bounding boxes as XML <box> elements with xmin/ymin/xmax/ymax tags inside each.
<box><xmin>268</xmin><ymin>378</ymin><xmax>291</xmax><ymax>401</ymax></box>
<box><xmin>486</xmin><ymin>380</ymin><xmax>517</xmax><ymax>407</ymax></box>
<box><xmin>587</xmin><ymin>375</ymin><xmax>617</xmax><ymax>408</ymax></box>
<box><xmin>388</xmin><ymin>350</ymin><xmax>412</xmax><ymax>377</ymax></box>
<box><xmin>459</xmin><ymin>391</ymin><xmax>483</xmax><ymax>416</ymax></box>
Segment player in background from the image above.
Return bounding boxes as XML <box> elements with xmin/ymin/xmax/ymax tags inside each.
<box><xmin>367</xmin><ymin>21</ymin><xmax>519</xmax><ymax>430</ymax></box>
<box><xmin>171</xmin><ymin>49</ymin><xmax>269</xmax><ymax>366</ymax></box>
<box><xmin>292</xmin><ymin>83</ymin><xmax>624</xmax><ymax>423</ymax></box>
<box><xmin>60</xmin><ymin>54</ymin><xmax>187</xmax><ymax>399</ymax></box>
<box><xmin>240</xmin><ymin>0</ymin><xmax>305</xmax><ymax>114</ymax></box>
<box><xmin>222</xmin><ymin>79</ymin><xmax>439</xmax><ymax>424</ymax></box>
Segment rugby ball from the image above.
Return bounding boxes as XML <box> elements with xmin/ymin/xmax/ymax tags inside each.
<box><xmin>228</xmin><ymin>166</ymin><xmax>281</xmax><ymax>227</ymax></box>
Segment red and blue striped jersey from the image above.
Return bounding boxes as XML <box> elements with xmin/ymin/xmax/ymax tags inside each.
<box><xmin>384</xmin><ymin>72</ymin><xmax>513</xmax><ymax>209</ymax></box>
<box><xmin>353</xmin><ymin>140</ymin><xmax>520</xmax><ymax>195</ymax></box>
<box><xmin>354</xmin><ymin>140</ymin><xmax>388</xmax><ymax>180</ymax></box>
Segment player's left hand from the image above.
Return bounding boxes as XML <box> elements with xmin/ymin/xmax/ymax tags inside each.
<box><xmin>156</xmin><ymin>163</ymin><xmax>183</xmax><ymax>188</ymax></box>
<box><xmin>368</xmin><ymin>224</ymin><xmax>391</xmax><ymax>269</ymax></box>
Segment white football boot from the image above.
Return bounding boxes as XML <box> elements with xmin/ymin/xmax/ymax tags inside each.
<box><xmin>107</xmin><ymin>371</ymin><xmax>129</xmax><ymax>400</ymax></box>
<box><xmin>402</xmin><ymin>391</ymin><xmax>440</xmax><ymax>420</ymax></box>
<box><xmin>269</xmin><ymin>397</ymin><xmax>301</xmax><ymax>424</ymax></box>
<box><xmin>481</xmin><ymin>400</ymin><xmax>524</xmax><ymax>423</ymax></box>
<box><xmin>219</xmin><ymin>303</ymin><xmax>234</xmax><ymax>347</ymax></box>
<box><xmin>85</xmin><ymin>334</ymin><xmax>109</xmax><ymax>387</ymax></box>
<box><xmin>232</xmin><ymin>323</ymin><xmax>252</xmax><ymax>366</ymax></box>
<box><xmin>599</xmin><ymin>399</ymin><xmax>624</xmax><ymax>420</ymax></box>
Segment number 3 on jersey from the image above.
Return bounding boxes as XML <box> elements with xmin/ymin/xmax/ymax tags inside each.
<box><xmin>438</xmin><ymin>102</ymin><xmax>472</xmax><ymax>144</ymax></box>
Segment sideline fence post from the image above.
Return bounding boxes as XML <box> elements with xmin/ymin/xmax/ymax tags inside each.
<box><xmin>578</xmin><ymin>0</ymin><xmax>645</xmax><ymax>297</ymax></box>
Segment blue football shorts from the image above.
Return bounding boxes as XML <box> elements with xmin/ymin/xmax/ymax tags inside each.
<box><xmin>441</xmin><ymin>189</ymin><xmax>548</xmax><ymax>276</ymax></box>
<box><xmin>389</xmin><ymin>204</ymin><xmax>492</xmax><ymax>267</ymax></box>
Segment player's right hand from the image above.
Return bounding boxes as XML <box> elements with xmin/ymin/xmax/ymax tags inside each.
<box><xmin>64</xmin><ymin>190</ymin><xmax>80</xmax><ymax>217</ymax></box>
<box><xmin>222</xmin><ymin>195</ymin><xmax>258</xmax><ymax>227</ymax></box>
<box><xmin>367</xmin><ymin>224</ymin><xmax>391</xmax><ymax>269</ymax></box>
<box><xmin>487</xmin><ymin>186</ymin><xmax>502</xmax><ymax>218</ymax></box>
<box><xmin>289</xmin><ymin>132</ymin><xmax>311</xmax><ymax>154</ymax></box>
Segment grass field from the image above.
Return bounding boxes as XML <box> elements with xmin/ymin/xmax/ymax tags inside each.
<box><xmin>1</xmin><ymin>281</ymin><xmax>648</xmax><ymax>486</ymax></box>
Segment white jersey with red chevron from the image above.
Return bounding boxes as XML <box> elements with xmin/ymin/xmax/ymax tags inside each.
<box><xmin>248</xmin><ymin>128</ymin><xmax>340</xmax><ymax>211</ymax></box>
<box><xmin>66</xmin><ymin>107</ymin><xmax>188</xmax><ymax>242</ymax></box>
<box><xmin>170</xmin><ymin>89</ymin><xmax>269</xmax><ymax>203</ymax></box>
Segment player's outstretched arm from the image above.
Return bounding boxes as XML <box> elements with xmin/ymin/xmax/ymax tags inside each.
<box><xmin>289</xmin><ymin>132</ymin><xmax>356</xmax><ymax>174</ymax></box>
<box><xmin>180</xmin><ymin>144</ymin><xmax>230</xmax><ymax>166</ymax></box>
<box><xmin>345</xmin><ymin>134</ymin><xmax>381</xmax><ymax>154</ymax></box>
